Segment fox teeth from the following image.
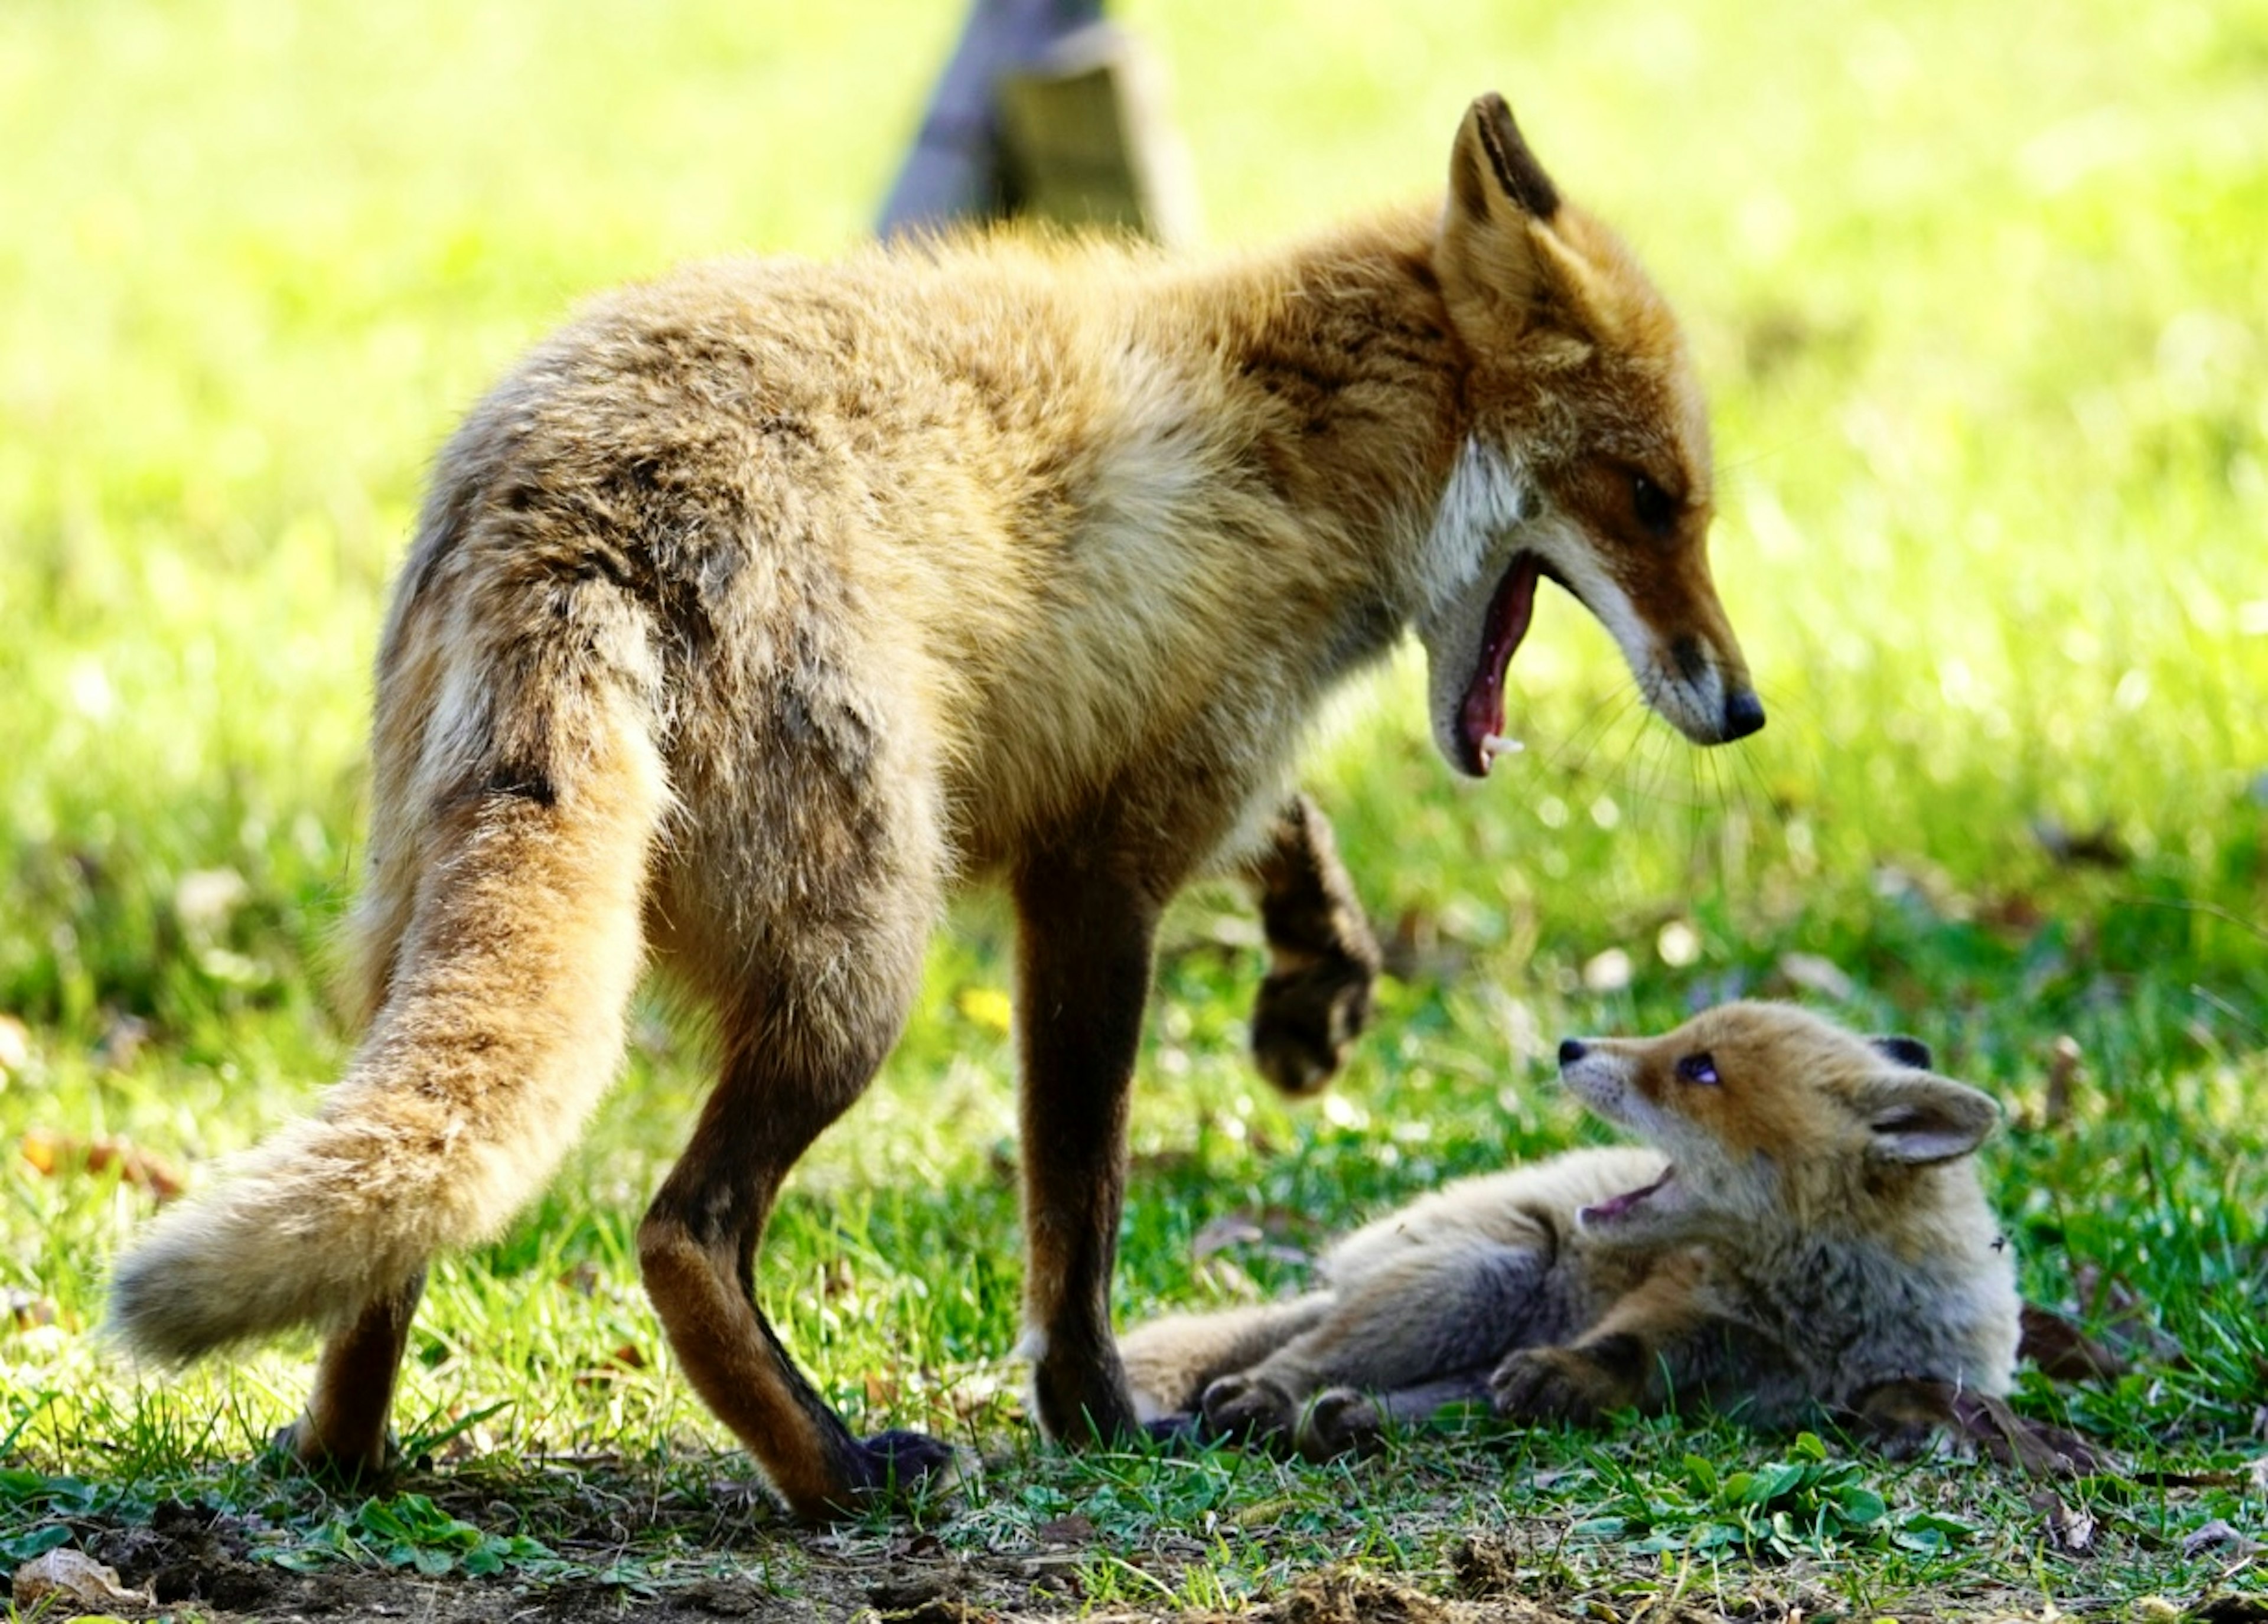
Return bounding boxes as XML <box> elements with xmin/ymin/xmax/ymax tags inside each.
<box><xmin>1481</xmin><ymin>733</ymin><xmax>1524</xmax><ymax>765</ymax></box>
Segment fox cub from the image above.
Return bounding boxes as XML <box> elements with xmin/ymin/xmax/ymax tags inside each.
<box><xmin>1122</xmin><ymin>1002</ymin><xmax>2021</xmax><ymax>1457</ymax></box>
<box><xmin>109</xmin><ymin>94</ymin><xmax>1761</xmax><ymax>1521</ymax></box>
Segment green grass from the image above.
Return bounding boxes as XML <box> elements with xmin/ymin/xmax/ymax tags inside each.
<box><xmin>4</xmin><ymin>0</ymin><xmax>2266</xmax><ymax>1617</ymax></box>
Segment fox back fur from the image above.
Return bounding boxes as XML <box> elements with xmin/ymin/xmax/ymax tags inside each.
<box><xmin>109</xmin><ymin>95</ymin><xmax>1761</xmax><ymax>1519</ymax></box>
<box><xmin>1120</xmin><ymin>1002</ymin><xmax>2021</xmax><ymax>1457</ymax></box>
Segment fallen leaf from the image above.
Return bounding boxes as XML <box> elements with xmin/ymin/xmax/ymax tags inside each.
<box><xmin>2029</xmin><ymin>1488</ymin><xmax>2097</xmax><ymax>1555</ymax></box>
<box><xmin>92</xmin><ymin>1012</ymin><xmax>151</xmax><ymax>1071</ymax></box>
<box><xmin>11</xmin><ymin>1547</ymin><xmax>155</xmax><ymax>1610</ymax></box>
<box><xmin>2184</xmin><ymin>1519</ymin><xmax>2263</xmax><ymax>1560</ymax></box>
<box><xmin>1775</xmin><ymin>951</ymin><xmax>1856</xmax><ymax>1002</ymax></box>
<box><xmin>2043</xmin><ymin>1035</ymin><xmax>2084</xmax><ymax>1130</ymax></box>
<box><xmin>2031</xmin><ymin>817</ymin><xmax>2129</xmax><ymax>869</ymax></box>
<box><xmin>173</xmin><ymin>866</ymin><xmax>250</xmax><ymax>934</ymax></box>
<box><xmin>1947</xmin><ymin>1387</ymin><xmax>2120</xmax><ymax>1476</ymax></box>
<box><xmin>2133</xmin><ymin>1468</ymin><xmax>2254</xmax><ymax>1489</ymax></box>
<box><xmin>1188</xmin><ymin>1208</ymin><xmax>1317</xmax><ymax>1269</ymax></box>
<box><xmin>1581</xmin><ymin>948</ymin><xmax>1632</xmax><ymax>994</ymax></box>
<box><xmin>1191</xmin><ymin>1213</ymin><xmax>1265</xmax><ymax>1261</ymax></box>
<box><xmin>19</xmin><ymin>1129</ymin><xmax>187</xmax><ymax>1200</ymax></box>
<box><xmin>2019</xmin><ymin>1302</ymin><xmax>2132</xmax><ymax>1382</ymax></box>
<box><xmin>2071</xmin><ymin>1264</ymin><xmax>2188</xmax><ymax>1365</ymax></box>
<box><xmin>956</xmin><ymin>986</ymin><xmax>1014</xmax><ymax>1033</ymax></box>
<box><xmin>4</xmin><ymin>1289</ymin><xmax>67</xmax><ymax>1333</ymax></box>
<box><xmin>1034</xmin><ymin>1514</ymin><xmax>1096</xmax><ymax>1547</ymax></box>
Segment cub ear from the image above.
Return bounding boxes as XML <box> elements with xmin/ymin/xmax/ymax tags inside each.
<box><xmin>1450</xmin><ymin>93</ymin><xmax>1560</xmax><ymax>223</ymax></box>
<box><xmin>1855</xmin><ymin>1071</ymin><xmax>2001</xmax><ymax>1165</ymax></box>
<box><xmin>1870</xmin><ymin>1035</ymin><xmax>1934</xmax><ymax>1071</ymax></box>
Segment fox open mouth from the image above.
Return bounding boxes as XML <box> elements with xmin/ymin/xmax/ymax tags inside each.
<box><xmin>1579</xmin><ymin>1164</ymin><xmax>1676</xmax><ymax>1228</ymax></box>
<box><xmin>1455</xmin><ymin>553</ymin><xmax>1544</xmax><ymax>775</ymax></box>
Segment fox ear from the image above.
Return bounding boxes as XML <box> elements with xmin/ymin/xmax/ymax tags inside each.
<box><xmin>1870</xmin><ymin>1035</ymin><xmax>1934</xmax><ymax>1071</ymax></box>
<box><xmin>1856</xmin><ymin>1071</ymin><xmax>2001</xmax><ymax>1165</ymax></box>
<box><xmin>1451</xmin><ymin>93</ymin><xmax>1560</xmax><ymax>223</ymax></box>
<box><xmin>1441</xmin><ymin>96</ymin><xmax>1565</xmax><ymax>328</ymax></box>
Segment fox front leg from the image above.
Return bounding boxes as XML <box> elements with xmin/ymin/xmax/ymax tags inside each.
<box><xmin>1013</xmin><ymin>848</ymin><xmax>1162</xmax><ymax>1447</ymax></box>
<box><xmin>1245</xmin><ymin>795</ymin><xmax>1381</xmax><ymax>1097</ymax></box>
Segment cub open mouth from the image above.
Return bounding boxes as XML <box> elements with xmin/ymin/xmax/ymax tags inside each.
<box><xmin>1455</xmin><ymin>553</ymin><xmax>1543</xmax><ymax>776</ymax></box>
<box><xmin>1579</xmin><ymin>1164</ymin><xmax>1676</xmax><ymax>1227</ymax></box>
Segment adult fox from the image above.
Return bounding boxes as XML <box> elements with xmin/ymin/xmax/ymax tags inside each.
<box><xmin>110</xmin><ymin>94</ymin><xmax>1761</xmax><ymax>1520</ymax></box>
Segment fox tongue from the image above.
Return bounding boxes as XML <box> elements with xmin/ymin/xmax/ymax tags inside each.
<box><xmin>1457</xmin><ymin>555</ymin><xmax>1542</xmax><ymax>775</ymax></box>
<box><xmin>1580</xmin><ymin>1165</ymin><xmax>1676</xmax><ymax>1226</ymax></box>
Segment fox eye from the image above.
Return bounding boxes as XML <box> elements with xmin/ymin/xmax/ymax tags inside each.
<box><xmin>1675</xmin><ymin>1052</ymin><xmax>1719</xmax><ymax>1086</ymax></box>
<box><xmin>1630</xmin><ymin>471</ymin><xmax>1679</xmax><ymax>537</ymax></box>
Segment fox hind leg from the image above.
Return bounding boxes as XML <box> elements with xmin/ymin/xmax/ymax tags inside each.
<box><xmin>636</xmin><ymin>698</ymin><xmax>951</xmax><ymax>1521</ymax></box>
<box><xmin>281</xmin><ymin>1270</ymin><xmax>426</xmax><ymax>1478</ymax></box>
<box><xmin>637</xmin><ymin>995</ymin><xmax>950</xmax><ymax>1521</ymax></box>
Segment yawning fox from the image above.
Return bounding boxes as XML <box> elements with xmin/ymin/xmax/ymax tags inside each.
<box><xmin>110</xmin><ymin>94</ymin><xmax>1759</xmax><ymax>1519</ymax></box>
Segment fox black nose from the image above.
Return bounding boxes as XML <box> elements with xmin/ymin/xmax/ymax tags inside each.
<box><xmin>1720</xmin><ymin>689</ymin><xmax>1766</xmax><ymax>741</ymax></box>
<box><xmin>1557</xmin><ymin>1039</ymin><xmax>1588</xmax><ymax>1067</ymax></box>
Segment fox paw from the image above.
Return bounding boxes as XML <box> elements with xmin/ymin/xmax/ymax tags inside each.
<box><xmin>271</xmin><ymin>1417</ymin><xmax>402</xmax><ymax>1485</ymax></box>
<box><xmin>1252</xmin><ymin>956</ymin><xmax>1376</xmax><ymax>1097</ymax></box>
<box><xmin>1489</xmin><ymin>1348</ymin><xmax>1622</xmax><ymax>1425</ymax></box>
<box><xmin>1249</xmin><ymin>795</ymin><xmax>1380</xmax><ymax>1098</ymax></box>
<box><xmin>1199</xmin><ymin>1373</ymin><xmax>1299</xmax><ymax>1445</ymax></box>
<box><xmin>1295</xmin><ymin>1387</ymin><xmax>1385</xmax><ymax>1460</ymax></box>
<box><xmin>852</xmin><ymin>1429</ymin><xmax>971</xmax><ymax>1504</ymax></box>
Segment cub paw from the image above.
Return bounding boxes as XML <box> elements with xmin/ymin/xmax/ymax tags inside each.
<box><xmin>1295</xmin><ymin>1386</ymin><xmax>1384</xmax><ymax>1461</ymax></box>
<box><xmin>1199</xmin><ymin>1373</ymin><xmax>1299</xmax><ymax>1444</ymax></box>
<box><xmin>1489</xmin><ymin>1348</ymin><xmax>1622</xmax><ymax>1425</ymax></box>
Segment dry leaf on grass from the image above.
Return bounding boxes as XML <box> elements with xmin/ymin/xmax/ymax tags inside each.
<box><xmin>18</xmin><ymin>1128</ymin><xmax>187</xmax><ymax>1200</ymax></box>
<box><xmin>1953</xmin><ymin>1389</ymin><xmax>2122</xmax><ymax>1477</ymax></box>
<box><xmin>1190</xmin><ymin>1208</ymin><xmax>1315</xmax><ymax>1269</ymax></box>
<box><xmin>1855</xmin><ymin>1378</ymin><xmax>2120</xmax><ymax>1477</ymax></box>
<box><xmin>2042</xmin><ymin>1034</ymin><xmax>2085</xmax><ymax>1129</ymax></box>
<box><xmin>4</xmin><ymin>1289</ymin><xmax>72</xmax><ymax>1334</ymax></box>
<box><xmin>1033</xmin><ymin>1514</ymin><xmax>1096</xmax><ymax>1547</ymax></box>
<box><xmin>2183</xmin><ymin>1519</ymin><xmax>2264</xmax><ymax>1561</ymax></box>
<box><xmin>2020</xmin><ymin>1301</ymin><xmax>2135</xmax><ymax>1382</ymax></box>
<box><xmin>11</xmin><ymin>1547</ymin><xmax>155</xmax><ymax>1610</ymax></box>
<box><xmin>1775</xmin><ymin>951</ymin><xmax>1856</xmax><ymax>1002</ymax></box>
<box><xmin>0</xmin><ymin>1014</ymin><xmax>29</xmax><ymax>1080</ymax></box>
<box><xmin>2029</xmin><ymin>1488</ymin><xmax>2098</xmax><ymax>1555</ymax></box>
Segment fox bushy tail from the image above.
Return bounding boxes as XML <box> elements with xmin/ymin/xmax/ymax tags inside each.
<box><xmin>109</xmin><ymin>589</ymin><xmax>666</xmax><ymax>1361</ymax></box>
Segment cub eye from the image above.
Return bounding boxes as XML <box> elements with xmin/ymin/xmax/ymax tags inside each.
<box><xmin>1631</xmin><ymin>471</ymin><xmax>1679</xmax><ymax>537</ymax></box>
<box><xmin>1675</xmin><ymin>1052</ymin><xmax>1719</xmax><ymax>1086</ymax></box>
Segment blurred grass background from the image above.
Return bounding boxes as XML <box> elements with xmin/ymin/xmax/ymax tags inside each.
<box><xmin>1</xmin><ymin>0</ymin><xmax>2264</xmax><ymax>1602</ymax></box>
